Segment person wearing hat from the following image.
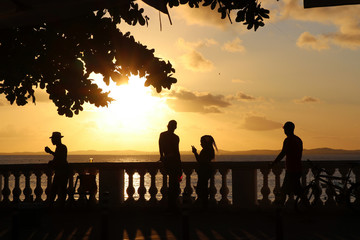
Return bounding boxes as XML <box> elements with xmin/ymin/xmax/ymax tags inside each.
<box><xmin>45</xmin><ymin>131</ymin><xmax>69</xmax><ymax>207</ymax></box>
<box><xmin>270</xmin><ymin>121</ymin><xmax>303</xmax><ymax>205</ymax></box>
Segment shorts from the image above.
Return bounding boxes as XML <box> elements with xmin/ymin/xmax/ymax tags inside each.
<box><xmin>282</xmin><ymin>171</ymin><xmax>303</xmax><ymax>195</ymax></box>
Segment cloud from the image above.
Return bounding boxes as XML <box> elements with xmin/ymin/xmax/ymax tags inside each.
<box><xmin>166</xmin><ymin>88</ymin><xmax>231</xmax><ymax>113</ymax></box>
<box><xmin>177</xmin><ymin>38</ymin><xmax>218</xmax><ymax>50</ymax></box>
<box><xmin>174</xmin><ymin>5</ymin><xmax>231</xmax><ymax>29</ymax></box>
<box><xmin>242</xmin><ymin>116</ymin><xmax>283</xmax><ymax>131</ymax></box>
<box><xmin>180</xmin><ymin>50</ymin><xmax>214</xmax><ymax>72</ymax></box>
<box><xmin>279</xmin><ymin>0</ymin><xmax>360</xmax><ymax>50</ymax></box>
<box><xmin>222</xmin><ymin>37</ymin><xmax>246</xmax><ymax>53</ymax></box>
<box><xmin>227</xmin><ymin>91</ymin><xmax>257</xmax><ymax>102</ymax></box>
<box><xmin>294</xmin><ymin>96</ymin><xmax>321</xmax><ymax>104</ymax></box>
<box><xmin>176</xmin><ymin>38</ymin><xmax>216</xmax><ymax>72</ymax></box>
<box><xmin>296</xmin><ymin>32</ymin><xmax>330</xmax><ymax>51</ymax></box>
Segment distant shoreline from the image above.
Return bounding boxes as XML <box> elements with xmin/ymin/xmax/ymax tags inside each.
<box><xmin>1</xmin><ymin>148</ymin><xmax>360</xmax><ymax>156</ymax></box>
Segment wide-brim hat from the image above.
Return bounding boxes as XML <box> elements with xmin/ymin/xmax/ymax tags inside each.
<box><xmin>50</xmin><ymin>132</ymin><xmax>64</xmax><ymax>139</ymax></box>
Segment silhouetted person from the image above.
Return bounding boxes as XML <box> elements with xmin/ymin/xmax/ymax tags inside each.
<box><xmin>45</xmin><ymin>132</ymin><xmax>69</xmax><ymax>207</ymax></box>
<box><xmin>192</xmin><ymin>135</ymin><xmax>217</xmax><ymax>209</ymax></box>
<box><xmin>271</xmin><ymin>121</ymin><xmax>303</xmax><ymax>205</ymax></box>
<box><xmin>159</xmin><ymin>120</ymin><xmax>182</xmax><ymax>210</ymax></box>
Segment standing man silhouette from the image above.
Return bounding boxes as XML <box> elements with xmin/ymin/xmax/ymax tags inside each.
<box><xmin>271</xmin><ymin>121</ymin><xmax>303</xmax><ymax>205</ymax></box>
<box><xmin>159</xmin><ymin>120</ymin><xmax>182</xmax><ymax>210</ymax></box>
<box><xmin>45</xmin><ymin>131</ymin><xmax>69</xmax><ymax>207</ymax></box>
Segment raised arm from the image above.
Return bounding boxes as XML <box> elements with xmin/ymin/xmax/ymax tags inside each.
<box><xmin>192</xmin><ymin>146</ymin><xmax>199</xmax><ymax>162</ymax></box>
<box><xmin>45</xmin><ymin>146</ymin><xmax>54</xmax><ymax>155</ymax></box>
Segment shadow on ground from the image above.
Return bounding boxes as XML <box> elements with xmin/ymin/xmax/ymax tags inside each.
<box><xmin>0</xmin><ymin>207</ymin><xmax>359</xmax><ymax>239</ymax></box>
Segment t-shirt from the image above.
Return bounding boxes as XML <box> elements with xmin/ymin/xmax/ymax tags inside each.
<box><xmin>283</xmin><ymin>135</ymin><xmax>303</xmax><ymax>173</ymax></box>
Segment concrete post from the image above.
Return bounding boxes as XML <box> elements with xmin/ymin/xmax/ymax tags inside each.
<box><xmin>99</xmin><ymin>167</ymin><xmax>124</xmax><ymax>207</ymax></box>
<box><xmin>232</xmin><ymin>168</ymin><xmax>258</xmax><ymax>208</ymax></box>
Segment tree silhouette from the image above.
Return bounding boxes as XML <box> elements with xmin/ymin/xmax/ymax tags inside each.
<box><xmin>0</xmin><ymin>0</ymin><xmax>269</xmax><ymax>117</ymax></box>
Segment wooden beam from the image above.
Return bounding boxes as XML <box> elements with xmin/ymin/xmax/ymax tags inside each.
<box><xmin>304</xmin><ymin>0</ymin><xmax>360</xmax><ymax>8</ymax></box>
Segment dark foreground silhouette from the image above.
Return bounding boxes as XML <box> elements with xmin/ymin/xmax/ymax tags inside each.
<box><xmin>192</xmin><ymin>135</ymin><xmax>217</xmax><ymax>209</ymax></box>
<box><xmin>159</xmin><ymin>120</ymin><xmax>182</xmax><ymax>211</ymax></box>
<box><xmin>45</xmin><ymin>131</ymin><xmax>70</xmax><ymax>208</ymax></box>
<box><xmin>1</xmin><ymin>207</ymin><xmax>360</xmax><ymax>240</ymax></box>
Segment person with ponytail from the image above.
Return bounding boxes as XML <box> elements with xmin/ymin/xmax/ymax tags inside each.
<box><xmin>192</xmin><ymin>135</ymin><xmax>217</xmax><ymax>208</ymax></box>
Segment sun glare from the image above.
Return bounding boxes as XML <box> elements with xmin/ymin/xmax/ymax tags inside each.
<box><xmin>90</xmin><ymin>74</ymin><xmax>170</xmax><ymax>133</ymax></box>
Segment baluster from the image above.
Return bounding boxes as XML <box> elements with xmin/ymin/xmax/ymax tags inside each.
<box><xmin>352</xmin><ymin>166</ymin><xmax>360</xmax><ymax>207</ymax></box>
<box><xmin>23</xmin><ymin>171</ymin><xmax>33</xmax><ymax>202</ymax></box>
<box><xmin>301</xmin><ymin>167</ymin><xmax>309</xmax><ymax>189</ymax></box>
<box><xmin>125</xmin><ymin>168</ymin><xmax>135</xmax><ymax>204</ymax></box>
<box><xmin>259</xmin><ymin>167</ymin><xmax>271</xmax><ymax>206</ymax></box>
<box><xmin>354</xmin><ymin>165</ymin><xmax>360</xmax><ymax>183</ymax></box>
<box><xmin>34</xmin><ymin>170</ymin><xmax>43</xmax><ymax>203</ymax></box>
<box><xmin>219</xmin><ymin>168</ymin><xmax>230</xmax><ymax>206</ymax></box>
<box><xmin>324</xmin><ymin>167</ymin><xmax>336</xmax><ymax>207</ymax></box>
<box><xmin>271</xmin><ymin>165</ymin><xmax>282</xmax><ymax>205</ymax></box>
<box><xmin>13</xmin><ymin>171</ymin><xmax>21</xmax><ymax>203</ymax></box>
<box><xmin>159</xmin><ymin>168</ymin><xmax>168</xmax><ymax>206</ymax></box>
<box><xmin>311</xmin><ymin>168</ymin><xmax>323</xmax><ymax>207</ymax></box>
<box><xmin>137</xmin><ymin>169</ymin><xmax>147</xmax><ymax>205</ymax></box>
<box><xmin>67</xmin><ymin>169</ymin><xmax>75</xmax><ymax>205</ymax></box>
<box><xmin>209</xmin><ymin>169</ymin><xmax>217</xmax><ymax>207</ymax></box>
<box><xmin>338</xmin><ymin>166</ymin><xmax>350</xmax><ymax>206</ymax></box>
<box><xmin>77</xmin><ymin>169</ymin><xmax>88</xmax><ymax>204</ymax></box>
<box><xmin>182</xmin><ymin>167</ymin><xmax>193</xmax><ymax>205</ymax></box>
<box><xmin>148</xmin><ymin>168</ymin><xmax>158</xmax><ymax>206</ymax></box>
<box><xmin>45</xmin><ymin>169</ymin><xmax>53</xmax><ymax>202</ymax></box>
<box><xmin>338</xmin><ymin>167</ymin><xmax>349</xmax><ymax>185</ymax></box>
<box><xmin>2</xmin><ymin>171</ymin><xmax>11</xmax><ymax>204</ymax></box>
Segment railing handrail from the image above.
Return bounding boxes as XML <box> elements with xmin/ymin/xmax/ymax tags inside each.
<box><xmin>0</xmin><ymin>159</ymin><xmax>359</xmax><ymax>209</ymax></box>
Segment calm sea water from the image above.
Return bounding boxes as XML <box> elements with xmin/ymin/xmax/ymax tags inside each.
<box><xmin>0</xmin><ymin>153</ymin><xmax>359</xmax><ymax>164</ymax></box>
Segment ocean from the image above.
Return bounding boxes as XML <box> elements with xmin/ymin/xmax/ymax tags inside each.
<box><xmin>0</xmin><ymin>153</ymin><xmax>359</xmax><ymax>164</ymax></box>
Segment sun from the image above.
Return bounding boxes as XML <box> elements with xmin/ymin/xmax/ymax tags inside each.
<box><xmin>90</xmin><ymin>74</ymin><xmax>171</xmax><ymax>133</ymax></box>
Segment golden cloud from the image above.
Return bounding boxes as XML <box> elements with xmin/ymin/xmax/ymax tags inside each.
<box><xmin>222</xmin><ymin>37</ymin><xmax>246</xmax><ymax>53</ymax></box>
<box><xmin>242</xmin><ymin>116</ymin><xmax>282</xmax><ymax>131</ymax></box>
<box><xmin>166</xmin><ymin>88</ymin><xmax>231</xmax><ymax>113</ymax></box>
<box><xmin>180</xmin><ymin>50</ymin><xmax>214</xmax><ymax>72</ymax></box>
<box><xmin>279</xmin><ymin>0</ymin><xmax>360</xmax><ymax>49</ymax></box>
<box><xmin>294</xmin><ymin>96</ymin><xmax>321</xmax><ymax>103</ymax></box>
<box><xmin>173</xmin><ymin>5</ymin><xmax>230</xmax><ymax>29</ymax></box>
<box><xmin>296</xmin><ymin>32</ymin><xmax>330</xmax><ymax>51</ymax></box>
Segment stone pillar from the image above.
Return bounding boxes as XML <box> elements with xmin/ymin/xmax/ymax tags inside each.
<box><xmin>99</xmin><ymin>167</ymin><xmax>124</xmax><ymax>207</ymax></box>
<box><xmin>232</xmin><ymin>168</ymin><xmax>257</xmax><ymax>208</ymax></box>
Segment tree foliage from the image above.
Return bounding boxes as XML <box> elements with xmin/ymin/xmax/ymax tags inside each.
<box><xmin>0</xmin><ymin>0</ymin><xmax>269</xmax><ymax>117</ymax></box>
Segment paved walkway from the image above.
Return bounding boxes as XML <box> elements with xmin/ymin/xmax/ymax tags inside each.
<box><xmin>0</xmin><ymin>207</ymin><xmax>360</xmax><ymax>240</ymax></box>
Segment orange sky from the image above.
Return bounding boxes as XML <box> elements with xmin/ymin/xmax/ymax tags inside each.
<box><xmin>0</xmin><ymin>0</ymin><xmax>360</xmax><ymax>153</ymax></box>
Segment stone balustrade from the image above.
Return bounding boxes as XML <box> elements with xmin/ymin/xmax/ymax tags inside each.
<box><xmin>0</xmin><ymin>160</ymin><xmax>359</xmax><ymax>208</ymax></box>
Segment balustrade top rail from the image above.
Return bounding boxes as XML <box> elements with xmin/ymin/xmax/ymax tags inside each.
<box><xmin>0</xmin><ymin>160</ymin><xmax>359</xmax><ymax>209</ymax></box>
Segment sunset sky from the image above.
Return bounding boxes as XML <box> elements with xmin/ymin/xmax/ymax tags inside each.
<box><xmin>0</xmin><ymin>0</ymin><xmax>360</xmax><ymax>153</ymax></box>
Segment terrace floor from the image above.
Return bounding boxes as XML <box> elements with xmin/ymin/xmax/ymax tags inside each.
<box><xmin>0</xmin><ymin>206</ymin><xmax>359</xmax><ymax>240</ymax></box>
